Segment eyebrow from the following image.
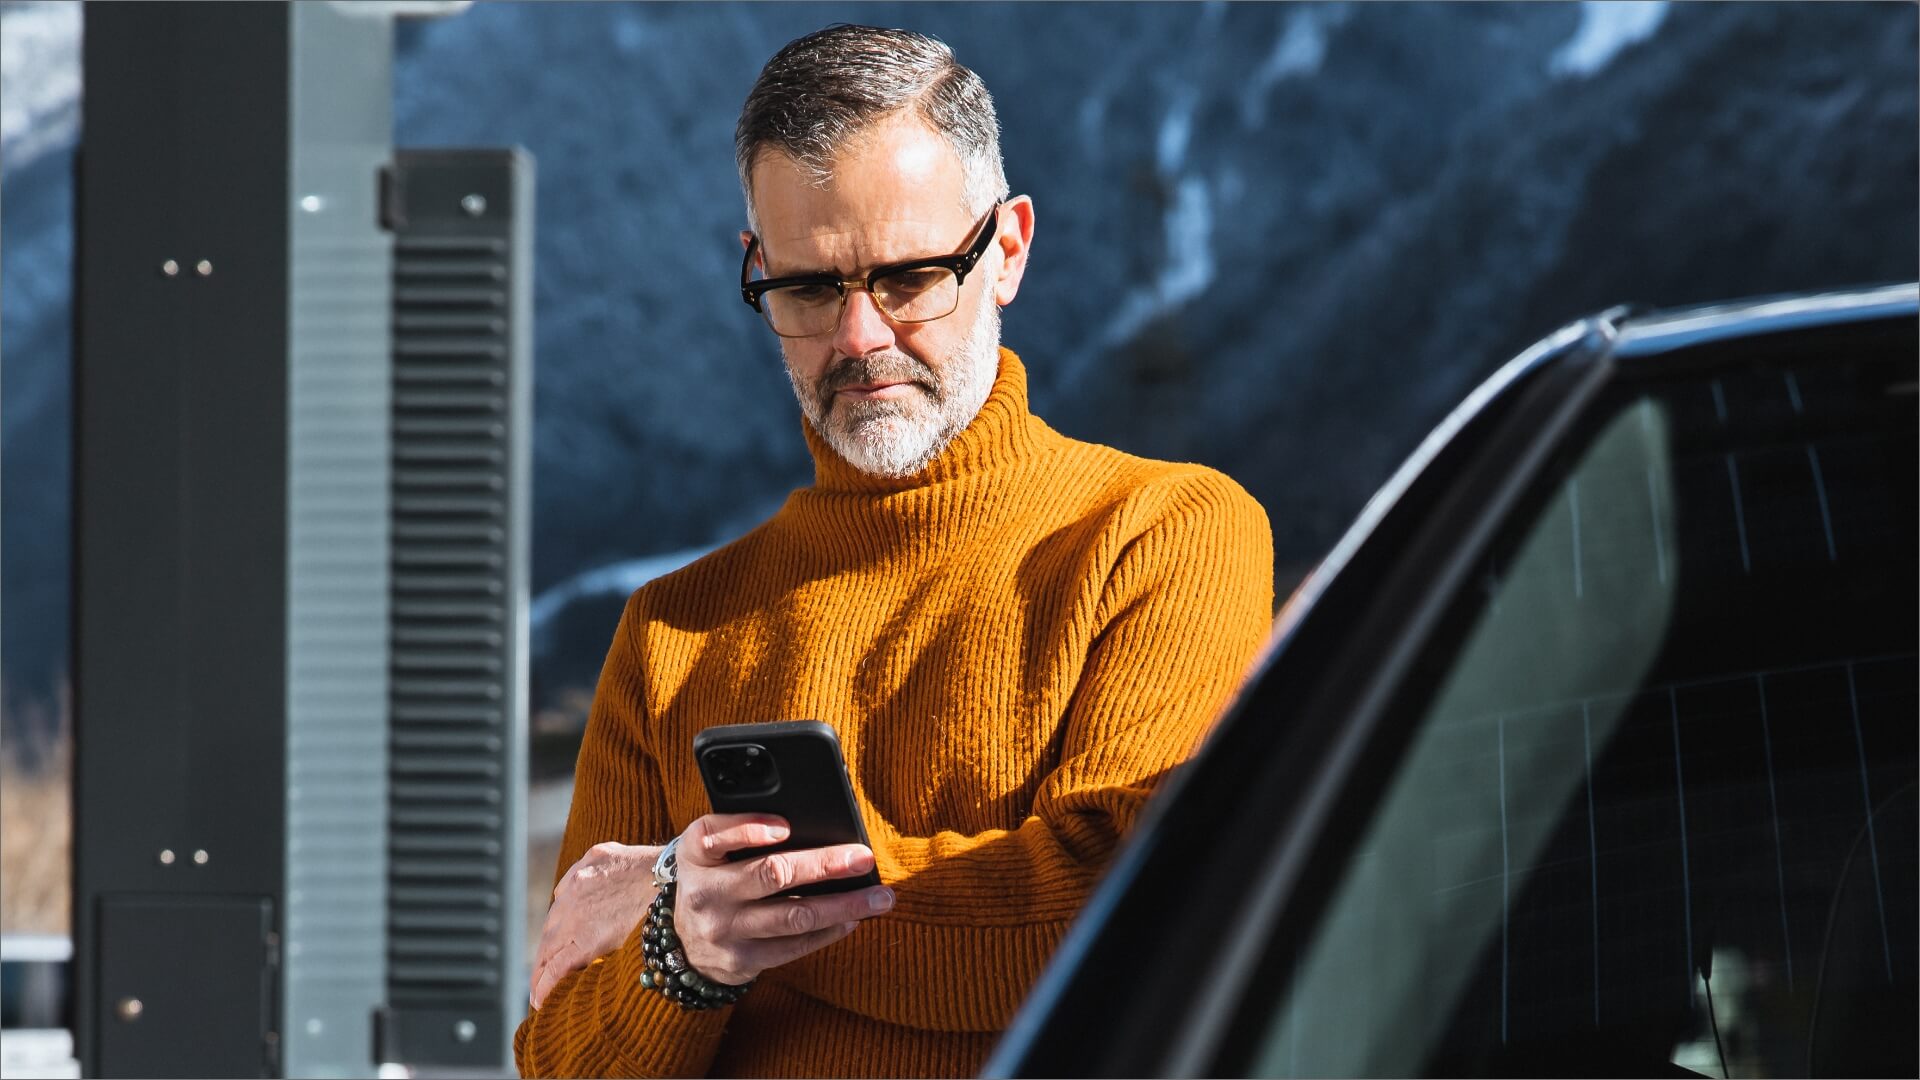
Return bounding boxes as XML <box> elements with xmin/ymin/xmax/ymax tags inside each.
<box><xmin>761</xmin><ymin>257</ymin><xmax>845</xmax><ymax>279</ymax></box>
<box><xmin>752</xmin><ymin>206</ymin><xmax>996</xmax><ymax>283</ymax></box>
<box><xmin>758</xmin><ymin>238</ymin><xmax>963</xmax><ymax>281</ymax></box>
<box><xmin>760</xmin><ymin>250</ymin><xmax>899</xmax><ymax>281</ymax></box>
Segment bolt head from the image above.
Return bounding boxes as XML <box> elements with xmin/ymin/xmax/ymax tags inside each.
<box><xmin>195</xmin><ymin>260</ymin><xmax>213</xmax><ymax>276</ymax></box>
<box><xmin>192</xmin><ymin>849</ymin><xmax>209</xmax><ymax>865</ymax></box>
<box><xmin>160</xmin><ymin>260</ymin><xmax>179</xmax><ymax>277</ymax></box>
<box><xmin>460</xmin><ymin>193</ymin><xmax>487</xmax><ymax>217</ymax></box>
<box><xmin>453</xmin><ymin>1019</ymin><xmax>477</xmax><ymax>1042</ymax></box>
<box><xmin>116</xmin><ymin>997</ymin><xmax>144</xmax><ymax>1021</ymax></box>
<box><xmin>157</xmin><ymin>849</ymin><xmax>175</xmax><ymax>865</ymax></box>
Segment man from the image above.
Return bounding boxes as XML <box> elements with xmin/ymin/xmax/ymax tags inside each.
<box><xmin>515</xmin><ymin>24</ymin><xmax>1273</xmax><ymax>1078</ymax></box>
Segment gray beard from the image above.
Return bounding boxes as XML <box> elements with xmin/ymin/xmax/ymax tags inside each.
<box><xmin>788</xmin><ymin>299</ymin><xmax>1002</xmax><ymax>479</ymax></box>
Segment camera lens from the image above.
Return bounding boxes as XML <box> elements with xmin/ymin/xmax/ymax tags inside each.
<box><xmin>705</xmin><ymin>744</ymin><xmax>777</xmax><ymax>796</ymax></box>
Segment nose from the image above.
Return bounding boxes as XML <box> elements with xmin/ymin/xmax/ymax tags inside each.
<box><xmin>831</xmin><ymin>287</ymin><xmax>897</xmax><ymax>358</ymax></box>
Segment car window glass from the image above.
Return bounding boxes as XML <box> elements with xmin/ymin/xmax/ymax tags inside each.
<box><xmin>1249</xmin><ymin>346</ymin><xmax>1917</xmax><ymax>1079</ymax></box>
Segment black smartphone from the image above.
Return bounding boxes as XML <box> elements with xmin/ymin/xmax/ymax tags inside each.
<box><xmin>691</xmin><ymin>720</ymin><xmax>881</xmax><ymax>897</ymax></box>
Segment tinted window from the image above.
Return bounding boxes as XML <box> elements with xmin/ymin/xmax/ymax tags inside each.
<box><xmin>1249</xmin><ymin>343</ymin><xmax>1916</xmax><ymax>1078</ymax></box>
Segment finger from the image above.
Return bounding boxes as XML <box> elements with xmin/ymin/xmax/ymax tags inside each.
<box><xmin>529</xmin><ymin>944</ymin><xmax>574</xmax><ymax>1009</ymax></box>
<box><xmin>728</xmin><ymin>843</ymin><xmax>876</xmax><ymax>900</ymax></box>
<box><xmin>531</xmin><ymin>932</ymin><xmax>562</xmax><ymax>984</ymax></box>
<box><xmin>735</xmin><ymin>920</ymin><xmax>860</xmax><ymax>975</ymax></box>
<box><xmin>529</xmin><ymin>949</ymin><xmax>563</xmax><ymax>1009</ymax></box>
<box><xmin>531</xmin><ymin>932</ymin><xmax>558</xmax><ymax>983</ymax></box>
<box><xmin>681</xmin><ymin>813</ymin><xmax>792</xmax><ymax>865</ymax></box>
<box><xmin>730</xmin><ymin>886</ymin><xmax>895</xmax><ymax>940</ymax></box>
<box><xmin>532</xmin><ymin>894</ymin><xmax>583</xmax><ymax>968</ymax></box>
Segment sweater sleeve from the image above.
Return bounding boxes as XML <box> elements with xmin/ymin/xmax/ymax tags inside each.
<box><xmin>513</xmin><ymin>596</ymin><xmax>732</xmax><ymax>1079</ymax></box>
<box><xmin>777</xmin><ymin>472</ymin><xmax>1276</xmax><ymax>1033</ymax></box>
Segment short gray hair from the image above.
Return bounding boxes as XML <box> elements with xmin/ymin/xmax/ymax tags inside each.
<box><xmin>735</xmin><ymin>24</ymin><xmax>1009</xmax><ymax>228</ymax></box>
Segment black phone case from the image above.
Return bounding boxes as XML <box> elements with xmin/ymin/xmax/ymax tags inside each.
<box><xmin>691</xmin><ymin>720</ymin><xmax>881</xmax><ymax>897</ymax></box>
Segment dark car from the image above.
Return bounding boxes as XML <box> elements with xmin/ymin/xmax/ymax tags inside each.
<box><xmin>986</xmin><ymin>284</ymin><xmax>1918</xmax><ymax>1079</ymax></box>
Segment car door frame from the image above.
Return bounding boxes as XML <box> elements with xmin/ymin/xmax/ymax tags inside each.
<box><xmin>985</xmin><ymin>311</ymin><xmax>1621</xmax><ymax>1078</ymax></box>
<box><xmin>984</xmin><ymin>284</ymin><xmax>1918</xmax><ymax>1079</ymax></box>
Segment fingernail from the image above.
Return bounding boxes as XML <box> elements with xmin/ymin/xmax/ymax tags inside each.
<box><xmin>869</xmin><ymin>887</ymin><xmax>894</xmax><ymax>912</ymax></box>
<box><xmin>767</xmin><ymin>826</ymin><xmax>789</xmax><ymax>841</ymax></box>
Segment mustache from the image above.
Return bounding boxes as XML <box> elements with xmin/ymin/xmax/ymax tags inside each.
<box><xmin>816</xmin><ymin>352</ymin><xmax>939</xmax><ymax>408</ymax></box>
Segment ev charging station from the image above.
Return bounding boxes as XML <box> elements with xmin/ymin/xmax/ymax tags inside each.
<box><xmin>71</xmin><ymin>3</ymin><xmax>532</xmax><ymax>1074</ymax></box>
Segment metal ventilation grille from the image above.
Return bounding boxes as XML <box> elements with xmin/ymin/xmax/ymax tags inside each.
<box><xmin>389</xmin><ymin>231</ymin><xmax>510</xmax><ymax>1003</ymax></box>
<box><xmin>381</xmin><ymin>150</ymin><xmax>531</xmax><ymax>1067</ymax></box>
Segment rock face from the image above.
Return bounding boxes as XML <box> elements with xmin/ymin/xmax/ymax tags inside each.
<box><xmin>3</xmin><ymin>1</ymin><xmax>1915</xmax><ymax>719</ymax></box>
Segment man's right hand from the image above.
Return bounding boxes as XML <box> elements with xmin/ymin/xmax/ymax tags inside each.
<box><xmin>667</xmin><ymin>813</ymin><xmax>895</xmax><ymax>987</ymax></box>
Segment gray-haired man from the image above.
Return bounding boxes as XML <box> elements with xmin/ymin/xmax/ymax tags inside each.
<box><xmin>515</xmin><ymin>23</ymin><xmax>1273</xmax><ymax>1078</ymax></box>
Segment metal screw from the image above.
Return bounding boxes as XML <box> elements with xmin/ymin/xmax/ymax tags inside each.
<box><xmin>299</xmin><ymin>195</ymin><xmax>323</xmax><ymax>213</ymax></box>
<box><xmin>453</xmin><ymin>1019</ymin><xmax>477</xmax><ymax>1043</ymax></box>
<box><xmin>195</xmin><ymin>260</ymin><xmax>213</xmax><ymax>277</ymax></box>
<box><xmin>157</xmin><ymin>849</ymin><xmax>176</xmax><ymax>865</ymax></box>
<box><xmin>305</xmin><ymin>1018</ymin><xmax>324</xmax><ymax>1036</ymax></box>
<box><xmin>193</xmin><ymin>849</ymin><xmax>209</xmax><ymax>865</ymax></box>
<box><xmin>160</xmin><ymin>260</ymin><xmax>179</xmax><ymax>277</ymax></box>
<box><xmin>460</xmin><ymin>193</ymin><xmax>487</xmax><ymax>217</ymax></box>
<box><xmin>116</xmin><ymin>997</ymin><xmax>144</xmax><ymax>1022</ymax></box>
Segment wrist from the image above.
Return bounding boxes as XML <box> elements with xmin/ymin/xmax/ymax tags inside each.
<box><xmin>638</xmin><ymin>880</ymin><xmax>753</xmax><ymax>1010</ymax></box>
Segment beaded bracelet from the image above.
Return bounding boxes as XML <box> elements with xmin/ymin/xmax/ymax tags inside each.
<box><xmin>637</xmin><ymin>880</ymin><xmax>752</xmax><ymax>1010</ymax></box>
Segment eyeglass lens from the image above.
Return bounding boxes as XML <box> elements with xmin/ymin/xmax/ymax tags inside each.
<box><xmin>761</xmin><ymin>267</ymin><xmax>960</xmax><ymax>337</ymax></box>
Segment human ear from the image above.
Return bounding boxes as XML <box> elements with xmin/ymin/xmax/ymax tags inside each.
<box><xmin>991</xmin><ymin>195</ymin><xmax>1035</xmax><ymax>306</ymax></box>
<box><xmin>739</xmin><ymin>229</ymin><xmax>767</xmax><ymax>276</ymax></box>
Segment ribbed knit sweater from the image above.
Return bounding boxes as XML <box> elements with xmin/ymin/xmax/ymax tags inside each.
<box><xmin>515</xmin><ymin>349</ymin><xmax>1274</xmax><ymax>1078</ymax></box>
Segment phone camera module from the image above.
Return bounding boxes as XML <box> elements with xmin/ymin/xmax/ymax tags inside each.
<box><xmin>704</xmin><ymin>743</ymin><xmax>780</xmax><ymax>798</ymax></box>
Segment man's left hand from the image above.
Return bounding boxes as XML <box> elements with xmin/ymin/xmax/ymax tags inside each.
<box><xmin>529</xmin><ymin>841</ymin><xmax>663</xmax><ymax>1009</ymax></box>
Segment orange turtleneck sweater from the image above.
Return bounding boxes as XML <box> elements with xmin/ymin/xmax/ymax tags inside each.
<box><xmin>515</xmin><ymin>349</ymin><xmax>1273</xmax><ymax>1078</ymax></box>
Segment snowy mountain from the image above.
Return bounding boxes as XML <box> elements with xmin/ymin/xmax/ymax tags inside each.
<box><xmin>3</xmin><ymin>1</ymin><xmax>1914</xmax><ymax>720</ymax></box>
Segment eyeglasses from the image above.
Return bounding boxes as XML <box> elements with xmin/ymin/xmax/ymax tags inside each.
<box><xmin>740</xmin><ymin>205</ymin><xmax>1000</xmax><ymax>338</ymax></box>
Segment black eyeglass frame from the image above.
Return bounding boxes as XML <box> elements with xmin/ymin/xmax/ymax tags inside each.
<box><xmin>739</xmin><ymin>204</ymin><xmax>1001</xmax><ymax>336</ymax></box>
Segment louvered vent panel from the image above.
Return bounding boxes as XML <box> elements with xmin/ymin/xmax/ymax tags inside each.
<box><xmin>382</xmin><ymin>151</ymin><xmax>531</xmax><ymax>1067</ymax></box>
<box><xmin>390</xmin><ymin>232</ymin><xmax>509</xmax><ymax>1002</ymax></box>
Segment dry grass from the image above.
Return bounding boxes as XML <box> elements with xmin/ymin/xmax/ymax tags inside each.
<box><xmin>1</xmin><ymin>686</ymin><xmax>71</xmax><ymax>935</ymax></box>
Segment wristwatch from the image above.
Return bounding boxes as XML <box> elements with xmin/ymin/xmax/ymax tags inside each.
<box><xmin>652</xmin><ymin>835</ymin><xmax>682</xmax><ymax>888</ymax></box>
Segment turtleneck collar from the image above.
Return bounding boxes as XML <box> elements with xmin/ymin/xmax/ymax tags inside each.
<box><xmin>803</xmin><ymin>347</ymin><xmax>1043</xmax><ymax>494</ymax></box>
